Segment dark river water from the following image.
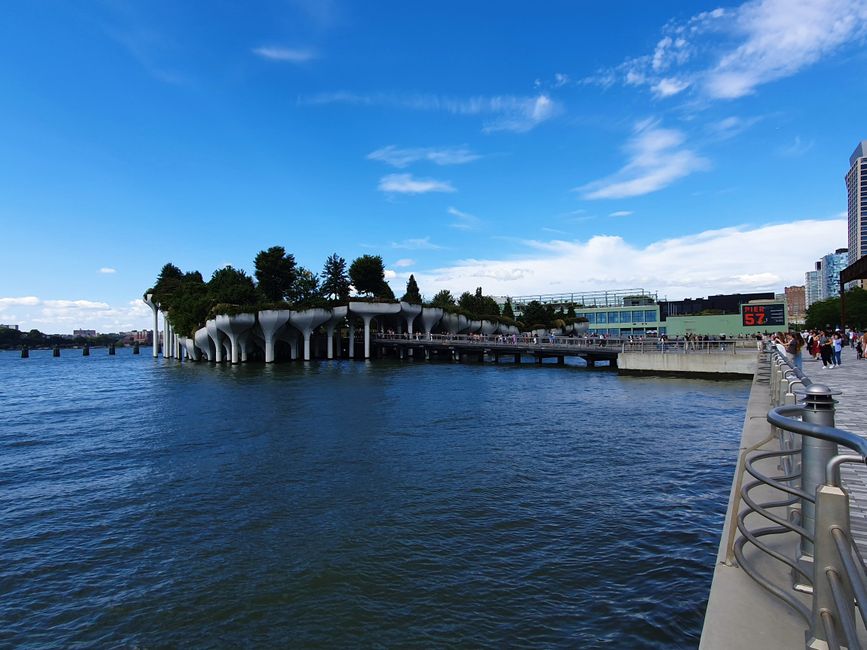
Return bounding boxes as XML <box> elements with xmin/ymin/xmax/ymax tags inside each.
<box><xmin>0</xmin><ymin>348</ymin><xmax>748</xmax><ymax>648</ymax></box>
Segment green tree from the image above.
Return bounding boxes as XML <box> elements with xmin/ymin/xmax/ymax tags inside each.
<box><xmin>349</xmin><ymin>255</ymin><xmax>386</xmax><ymax>297</ymax></box>
<box><xmin>807</xmin><ymin>288</ymin><xmax>867</xmax><ymax>330</ymax></box>
<box><xmin>321</xmin><ymin>253</ymin><xmax>351</xmax><ymax>302</ymax></box>
<box><xmin>289</xmin><ymin>267</ymin><xmax>321</xmax><ymax>304</ymax></box>
<box><xmin>208</xmin><ymin>266</ymin><xmax>260</xmax><ymax>306</ymax></box>
<box><xmin>521</xmin><ymin>300</ymin><xmax>553</xmax><ymax>329</ymax></box>
<box><xmin>430</xmin><ymin>289</ymin><xmax>456</xmax><ymax>309</ymax></box>
<box><xmin>254</xmin><ymin>246</ymin><xmax>296</xmax><ymax>302</ymax></box>
<box><xmin>150</xmin><ymin>262</ymin><xmax>184</xmax><ymax>307</ymax></box>
<box><xmin>402</xmin><ymin>274</ymin><xmax>422</xmax><ymax>303</ymax></box>
<box><xmin>566</xmin><ymin>303</ymin><xmax>576</xmax><ymax>318</ymax></box>
<box><xmin>168</xmin><ymin>271</ymin><xmax>210</xmax><ymax>336</ymax></box>
<box><xmin>502</xmin><ymin>298</ymin><xmax>515</xmax><ymax>320</ymax></box>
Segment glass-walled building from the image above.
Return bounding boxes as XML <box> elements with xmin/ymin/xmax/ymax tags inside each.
<box><xmin>577</xmin><ymin>306</ymin><xmax>660</xmax><ymax>337</ymax></box>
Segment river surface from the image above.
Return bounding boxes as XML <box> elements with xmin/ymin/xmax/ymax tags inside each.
<box><xmin>0</xmin><ymin>348</ymin><xmax>749</xmax><ymax>648</ymax></box>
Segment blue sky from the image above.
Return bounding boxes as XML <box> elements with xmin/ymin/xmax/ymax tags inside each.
<box><xmin>1</xmin><ymin>0</ymin><xmax>865</xmax><ymax>332</ymax></box>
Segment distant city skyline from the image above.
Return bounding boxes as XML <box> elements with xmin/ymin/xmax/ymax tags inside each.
<box><xmin>0</xmin><ymin>1</ymin><xmax>864</xmax><ymax>332</ymax></box>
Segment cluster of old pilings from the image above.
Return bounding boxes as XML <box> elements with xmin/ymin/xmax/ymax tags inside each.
<box><xmin>142</xmin><ymin>297</ymin><xmax>525</xmax><ymax>364</ymax></box>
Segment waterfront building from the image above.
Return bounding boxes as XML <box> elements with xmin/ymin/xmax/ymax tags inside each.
<box><xmin>818</xmin><ymin>248</ymin><xmax>848</xmax><ymax>300</ymax></box>
<box><xmin>784</xmin><ymin>285</ymin><xmax>806</xmax><ymax>324</ymax></box>
<box><xmin>847</xmin><ymin>141</ymin><xmax>867</xmax><ymax>268</ymax></box>
<box><xmin>73</xmin><ymin>329</ymin><xmax>97</xmax><ymax>338</ymax></box>
<box><xmin>805</xmin><ymin>269</ymin><xmax>821</xmax><ymax>308</ymax></box>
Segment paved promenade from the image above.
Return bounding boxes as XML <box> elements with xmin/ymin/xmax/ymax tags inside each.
<box><xmin>801</xmin><ymin>346</ymin><xmax>867</xmax><ymax>553</ymax></box>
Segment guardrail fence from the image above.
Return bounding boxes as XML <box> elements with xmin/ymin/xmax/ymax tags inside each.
<box><xmin>731</xmin><ymin>346</ymin><xmax>867</xmax><ymax>649</ymax></box>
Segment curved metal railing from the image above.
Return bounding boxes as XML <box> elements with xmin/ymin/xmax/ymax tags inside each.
<box><xmin>733</xmin><ymin>346</ymin><xmax>867</xmax><ymax>648</ymax></box>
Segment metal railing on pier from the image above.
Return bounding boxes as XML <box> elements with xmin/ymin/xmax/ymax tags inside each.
<box><xmin>730</xmin><ymin>347</ymin><xmax>867</xmax><ymax>649</ymax></box>
<box><xmin>374</xmin><ymin>332</ymin><xmax>748</xmax><ymax>355</ymax></box>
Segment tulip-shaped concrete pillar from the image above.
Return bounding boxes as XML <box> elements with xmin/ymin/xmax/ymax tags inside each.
<box><xmin>206</xmin><ymin>318</ymin><xmax>225</xmax><ymax>363</ymax></box>
<box><xmin>349</xmin><ymin>301</ymin><xmax>401</xmax><ymax>359</ymax></box>
<box><xmin>420</xmin><ymin>307</ymin><xmax>443</xmax><ymax>339</ymax></box>
<box><xmin>399</xmin><ymin>302</ymin><xmax>422</xmax><ymax>337</ymax></box>
<box><xmin>215</xmin><ymin>313</ymin><xmax>256</xmax><ymax>364</ymax></box>
<box><xmin>258</xmin><ymin>310</ymin><xmax>292</xmax><ymax>363</ymax></box>
<box><xmin>324</xmin><ymin>306</ymin><xmax>348</xmax><ymax>359</ymax></box>
<box><xmin>237</xmin><ymin>330</ymin><xmax>252</xmax><ymax>362</ymax></box>
<box><xmin>479</xmin><ymin>320</ymin><xmax>498</xmax><ymax>336</ymax></box>
<box><xmin>144</xmin><ymin>294</ymin><xmax>159</xmax><ymax>358</ymax></box>
<box><xmin>182</xmin><ymin>337</ymin><xmax>199</xmax><ymax>361</ymax></box>
<box><xmin>348</xmin><ymin>322</ymin><xmax>356</xmax><ymax>358</ymax></box>
<box><xmin>441</xmin><ymin>312</ymin><xmax>469</xmax><ymax>335</ymax></box>
<box><xmin>194</xmin><ymin>326</ymin><xmax>214</xmax><ymax>361</ymax></box>
<box><xmin>289</xmin><ymin>308</ymin><xmax>331</xmax><ymax>361</ymax></box>
<box><xmin>468</xmin><ymin>320</ymin><xmax>482</xmax><ymax>334</ymax></box>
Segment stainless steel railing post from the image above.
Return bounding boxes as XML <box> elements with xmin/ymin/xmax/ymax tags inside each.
<box><xmin>800</xmin><ymin>384</ymin><xmax>839</xmax><ymax>559</ymax></box>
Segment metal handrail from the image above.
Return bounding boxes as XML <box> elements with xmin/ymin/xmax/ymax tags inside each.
<box><xmin>733</xmin><ymin>347</ymin><xmax>867</xmax><ymax>648</ymax></box>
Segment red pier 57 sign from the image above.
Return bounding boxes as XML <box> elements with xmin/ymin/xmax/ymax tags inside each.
<box><xmin>741</xmin><ymin>302</ymin><xmax>786</xmax><ymax>327</ymax></box>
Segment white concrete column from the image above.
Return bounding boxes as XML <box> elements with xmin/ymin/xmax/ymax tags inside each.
<box><xmin>323</xmin><ymin>306</ymin><xmax>348</xmax><ymax>360</ymax></box>
<box><xmin>289</xmin><ymin>308</ymin><xmax>331</xmax><ymax>361</ymax></box>
<box><xmin>349</xmin><ymin>302</ymin><xmax>401</xmax><ymax>360</ymax></box>
<box><xmin>420</xmin><ymin>307</ymin><xmax>443</xmax><ymax>338</ymax></box>
<box><xmin>206</xmin><ymin>319</ymin><xmax>224</xmax><ymax>363</ymax></box>
<box><xmin>259</xmin><ymin>310</ymin><xmax>291</xmax><ymax>363</ymax></box>
<box><xmin>348</xmin><ymin>322</ymin><xmax>355</xmax><ymax>358</ymax></box>
<box><xmin>215</xmin><ymin>313</ymin><xmax>256</xmax><ymax>364</ymax></box>
<box><xmin>144</xmin><ymin>294</ymin><xmax>159</xmax><ymax>358</ymax></box>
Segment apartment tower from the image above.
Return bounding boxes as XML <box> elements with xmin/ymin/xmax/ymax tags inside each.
<box><xmin>847</xmin><ymin>141</ymin><xmax>867</xmax><ymax>267</ymax></box>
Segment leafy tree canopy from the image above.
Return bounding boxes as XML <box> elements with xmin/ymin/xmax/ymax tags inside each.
<box><xmin>254</xmin><ymin>246</ymin><xmax>296</xmax><ymax>302</ymax></box>
<box><xmin>430</xmin><ymin>289</ymin><xmax>456</xmax><ymax>309</ymax></box>
<box><xmin>401</xmin><ymin>274</ymin><xmax>422</xmax><ymax>303</ymax></box>
<box><xmin>289</xmin><ymin>267</ymin><xmax>321</xmax><ymax>305</ymax></box>
<box><xmin>321</xmin><ymin>253</ymin><xmax>351</xmax><ymax>302</ymax></box>
<box><xmin>457</xmin><ymin>287</ymin><xmax>501</xmax><ymax>319</ymax></box>
<box><xmin>520</xmin><ymin>300</ymin><xmax>554</xmax><ymax>330</ymax></box>
<box><xmin>349</xmin><ymin>255</ymin><xmax>387</xmax><ymax>297</ymax></box>
<box><xmin>208</xmin><ymin>266</ymin><xmax>260</xmax><ymax>307</ymax></box>
<box><xmin>805</xmin><ymin>287</ymin><xmax>867</xmax><ymax>330</ymax></box>
<box><xmin>502</xmin><ymin>298</ymin><xmax>515</xmax><ymax>320</ymax></box>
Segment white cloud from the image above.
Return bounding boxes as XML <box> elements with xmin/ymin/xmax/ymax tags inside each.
<box><xmin>447</xmin><ymin>206</ymin><xmax>481</xmax><ymax>230</ymax></box>
<box><xmin>778</xmin><ymin>135</ymin><xmax>815</xmax><ymax>157</ymax></box>
<box><xmin>252</xmin><ymin>46</ymin><xmax>316</xmax><ymax>62</ymax></box>
<box><xmin>410</xmin><ymin>218</ymin><xmax>845</xmax><ymax>300</ymax></box>
<box><xmin>393</xmin><ymin>258</ymin><xmax>415</xmax><ymax>267</ymax></box>
<box><xmin>378</xmin><ymin>173</ymin><xmax>455</xmax><ymax>194</ymax></box>
<box><xmin>390</xmin><ymin>237</ymin><xmax>443</xmax><ymax>250</ymax></box>
<box><xmin>651</xmin><ymin>77</ymin><xmax>691</xmax><ymax>97</ymax></box>
<box><xmin>367</xmin><ymin>145</ymin><xmax>480</xmax><ymax>168</ymax></box>
<box><xmin>609</xmin><ymin>210</ymin><xmax>633</xmax><ymax>217</ymax></box>
<box><xmin>1</xmin><ymin>296</ymin><xmax>153</xmax><ymax>333</ymax></box>
<box><xmin>704</xmin><ymin>0</ymin><xmax>867</xmax><ymax>99</ymax></box>
<box><xmin>383</xmin><ymin>269</ymin><xmax>397</xmax><ymax>280</ymax></box>
<box><xmin>588</xmin><ymin>1</ymin><xmax>867</xmax><ymax>100</ymax></box>
<box><xmin>0</xmin><ymin>296</ymin><xmax>40</xmax><ymax>309</ymax></box>
<box><xmin>578</xmin><ymin>121</ymin><xmax>710</xmax><ymax>199</ymax></box>
<box><xmin>99</xmin><ymin>267</ymin><xmax>117</xmax><ymax>274</ymax></box>
<box><xmin>299</xmin><ymin>92</ymin><xmax>560</xmax><ymax>133</ymax></box>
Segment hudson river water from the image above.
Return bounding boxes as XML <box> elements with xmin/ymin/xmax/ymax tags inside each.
<box><xmin>0</xmin><ymin>348</ymin><xmax>749</xmax><ymax>647</ymax></box>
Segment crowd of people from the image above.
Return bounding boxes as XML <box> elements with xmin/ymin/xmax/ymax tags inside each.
<box><xmin>770</xmin><ymin>329</ymin><xmax>867</xmax><ymax>370</ymax></box>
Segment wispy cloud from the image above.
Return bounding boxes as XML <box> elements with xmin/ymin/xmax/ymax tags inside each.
<box><xmin>99</xmin><ymin>267</ymin><xmax>117</xmax><ymax>274</ymax></box>
<box><xmin>378</xmin><ymin>173</ymin><xmax>455</xmax><ymax>194</ymax></box>
<box><xmin>577</xmin><ymin>120</ymin><xmax>710</xmax><ymax>199</ymax></box>
<box><xmin>412</xmin><ymin>217</ymin><xmax>845</xmax><ymax>299</ymax></box>
<box><xmin>390</xmin><ymin>237</ymin><xmax>443</xmax><ymax>250</ymax></box>
<box><xmin>367</xmin><ymin>145</ymin><xmax>480</xmax><ymax>168</ymax></box>
<box><xmin>252</xmin><ymin>46</ymin><xmax>316</xmax><ymax>62</ymax></box>
<box><xmin>393</xmin><ymin>258</ymin><xmax>415</xmax><ymax>267</ymax></box>
<box><xmin>447</xmin><ymin>207</ymin><xmax>481</xmax><ymax>231</ymax></box>
<box><xmin>586</xmin><ymin>1</ymin><xmax>867</xmax><ymax>101</ymax></box>
<box><xmin>778</xmin><ymin>135</ymin><xmax>815</xmax><ymax>157</ymax></box>
<box><xmin>609</xmin><ymin>210</ymin><xmax>633</xmax><ymax>217</ymax></box>
<box><xmin>300</xmin><ymin>92</ymin><xmax>560</xmax><ymax>133</ymax></box>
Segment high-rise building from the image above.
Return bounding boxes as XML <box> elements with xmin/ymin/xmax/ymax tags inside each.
<box><xmin>784</xmin><ymin>285</ymin><xmax>806</xmax><ymax>324</ymax></box>
<box><xmin>847</xmin><ymin>141</ymin><xmax>867</xmax><ymax>267</ymax></box>
<box><xmin>820</xmin><ymin>248</ymin><xmax>848</xmax><ymax>299</ymax></box>
<box><xmin>805</xmin><ymin>270</ymin><xmax>820</xmax><ymax>308</ymax></box>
